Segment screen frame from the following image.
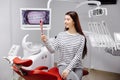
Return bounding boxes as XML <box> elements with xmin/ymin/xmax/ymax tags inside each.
<box><xmin>20</xmin><ymin>8</ymin><xmax>51</xmax><ymax>30</ymax></box>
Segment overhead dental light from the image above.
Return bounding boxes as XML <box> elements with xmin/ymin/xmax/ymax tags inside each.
<box><xmin>47</xmin><ymin>0</ymin><xmax>107</xmax><ymax>18</ymax></box>
<box><xmin>88</xmin><ymin>6</ymin><xmax>107</xmax><ymax>18</ymax></box>
<box><xmin>75</xmin><ymin>1</ymin><xmax>107</xmax><ymax>18</ymax></box>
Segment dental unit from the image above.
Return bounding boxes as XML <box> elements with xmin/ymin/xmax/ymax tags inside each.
<box><xmin>5</xmin><ymin>0</ymin><xmax>120</xmax><ymax>80</ymax></box>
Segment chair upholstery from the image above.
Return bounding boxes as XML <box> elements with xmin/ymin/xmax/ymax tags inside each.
<box><xmin>12</xmin><ymin>57</ymin><xmax>89</xmax><ymax>80</ymax></box>
<box><xmin>13</xmin><ymin>57</ymin><xmax>32</xmax><ymax>67</ymax></box>
<box><xmin>83</xmin><ymin>69</ymin><xmax>89</xmax><ymax>76</ymax></box>
<box><xmin>13</xmin><ymin>57</ymin><xmax>62</xmax><ymax>80</ymax></box>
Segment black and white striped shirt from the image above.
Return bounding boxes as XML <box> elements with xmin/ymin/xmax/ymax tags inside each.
<box><xmin>44</xmin><ymin>31</ymin><xmax>85</xmax><ymax>71</ymax></box>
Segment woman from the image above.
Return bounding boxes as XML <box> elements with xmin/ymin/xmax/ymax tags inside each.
<box><xmin>41</xmin><ymin>11</ymin><xmax>87</xmax><ymax>80</ymax></box>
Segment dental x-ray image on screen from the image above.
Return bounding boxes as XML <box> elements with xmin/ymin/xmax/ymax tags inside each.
<box><xmin>20</xmin><ymin>8</ymin><xmax>51</xmax><ymax>30</ymax></box>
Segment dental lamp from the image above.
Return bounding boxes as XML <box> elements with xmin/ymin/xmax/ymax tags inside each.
<box><xmin>88</xmin><ymin>6</ymin><xmax>107</xmax><ymax>18</ymax></box>
<box><xmin>47</xmin><ymin>0</ymin><xmax>101</xmax><ymax>8</ymax></box>
<box><xmin>75</xmin><ymin>1</ymin><xmax>107</xmax><ymax>18</ymax></box>
<box><xmin>47</xmin><ymin>0</ymin><xmax>107</xmax><ymax>18</ymax></box>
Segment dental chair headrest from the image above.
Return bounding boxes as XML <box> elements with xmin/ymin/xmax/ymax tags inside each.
<box><xmin>13</xmin><ymin>57</ymin><xmax>32</xmax><ymax>67</ymax></box>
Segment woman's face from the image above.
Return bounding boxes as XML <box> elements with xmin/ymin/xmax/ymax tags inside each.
<box><xmin>64</xmin><ymin>15</ymin><xmax>74</xmax><ymax>29</ymax></box>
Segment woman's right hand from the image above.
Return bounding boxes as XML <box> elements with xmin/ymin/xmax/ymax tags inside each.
<box><xmin>41</xmin><ymin>34</ymin><xmax>47</xmax><ymax>42</ymax></box>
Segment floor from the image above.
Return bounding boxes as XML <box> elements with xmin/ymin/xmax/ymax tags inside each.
<box><xmin>82</xmin><ymin>69</ymin><xmax>120</xmax><ymax>80</ymax></box>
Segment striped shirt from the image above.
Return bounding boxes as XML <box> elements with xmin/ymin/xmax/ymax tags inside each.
<box><xmin>44</xmin><ymin>31</ymin><xmax>85</xmax><ymax>71</ymax></box>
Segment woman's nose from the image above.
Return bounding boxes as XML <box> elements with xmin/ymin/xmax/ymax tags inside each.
<box><xmin>64</xmin><ymin>20</ymin><xmax>67</xmax><ymax>24</ymax></box>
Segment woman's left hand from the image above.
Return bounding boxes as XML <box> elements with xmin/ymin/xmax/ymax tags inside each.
<box><xmin>61</xmin><ymin>69</ymin><xmax>70</xmax><ymax>80</ymax></box>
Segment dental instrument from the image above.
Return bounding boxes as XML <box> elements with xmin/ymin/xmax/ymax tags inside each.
<box><xmin>40</xmin><ymin>19</ymin><xmax>44</xmax><ymax>35</ymax></box>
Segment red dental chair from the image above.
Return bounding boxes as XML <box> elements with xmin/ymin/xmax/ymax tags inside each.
<box><xmin>12</xmin><ymin>57</ymin><xmax>89</xmax><ymax>80</ymax></box>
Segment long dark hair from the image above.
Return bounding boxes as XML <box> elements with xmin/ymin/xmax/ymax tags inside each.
<box><xmin>65</xmin><ymin>11</ymin><xmax>87</xmax><ymax>59</ymax></box>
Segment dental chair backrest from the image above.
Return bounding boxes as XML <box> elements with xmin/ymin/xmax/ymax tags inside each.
<box><xmin>22</xmin><ymin>34</ymin><xmax>42</xmax><ymax>57</ymax></box>
<box><xmin>22</xmin><ymin>34</ymin><xmax>54</xmax><ymax>69</ymax></box>
<box><xmin>13</xmin><ymin>57</ymin><xmax>62</xmax><ymax>80</ymax></box>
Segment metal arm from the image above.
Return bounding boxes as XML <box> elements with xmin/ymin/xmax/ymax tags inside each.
<box><xmin>76</xmin><ymin>1</ymin><xmax>101</xmax><ymax>9</ymax></box>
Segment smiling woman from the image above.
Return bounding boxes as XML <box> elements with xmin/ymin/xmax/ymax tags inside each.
<box><xmin>41</xmin><ymin>11</ymin><xmax>87</xmax><ymax>80</ymax></box>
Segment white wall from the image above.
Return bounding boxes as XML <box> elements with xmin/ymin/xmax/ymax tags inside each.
<box><xmin>0</xmin><ymin>0</ymin><xmax>120</xmax><ymax>80</ymax></box>
<box><xmin>0</xmin><ymin>0</ymin><xmax>13</xmax><ymax>80</ymax></box>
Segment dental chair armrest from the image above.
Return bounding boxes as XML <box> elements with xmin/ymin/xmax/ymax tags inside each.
<box><xmin>13</xmin><ymin>57</ymin><xmax>32</xmax><ymax>67</ymax></box>
<box><xmin>34</xmin><ymin>66</ymin><xmax>48</xmax><ymax>70</ymax></box>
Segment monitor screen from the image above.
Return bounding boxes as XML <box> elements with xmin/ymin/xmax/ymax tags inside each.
<box><xmin>20</xmin><ymin>8</ymin><xmax>51</xmax><ymax>30</ymax></box>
